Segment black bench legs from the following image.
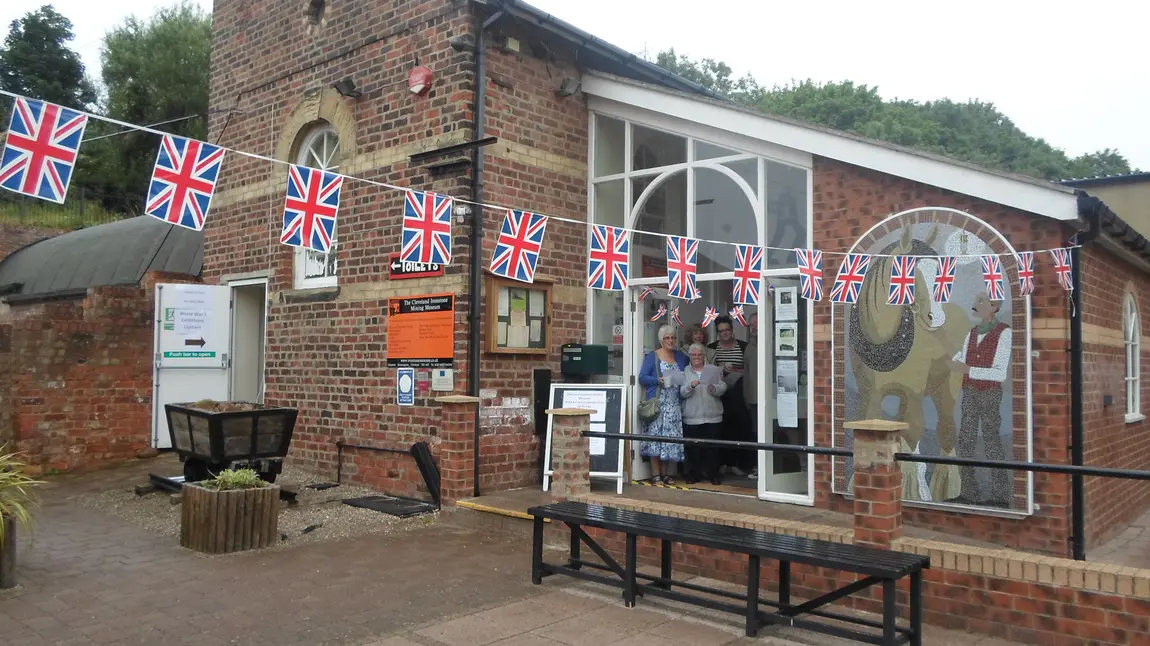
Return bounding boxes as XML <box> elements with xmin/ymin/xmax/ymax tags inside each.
<box><xmin>909</xmin><ymin>570</ymin><xmax>923</xmax><ymax>646</ymax></box>
<box><xmin>531</xmin><ymin>516</ymin><xmax>544</xmax><ymax>585</ymax></box>
<box><xmin>746</xmin><ymin>555</ymin><xmax>760</xmax><ymax>637</ymax></box>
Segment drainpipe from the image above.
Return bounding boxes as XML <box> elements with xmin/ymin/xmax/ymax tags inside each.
<box><xmin>1070</xmin><ymin>191</ymin><xmax>1102</xmax><ymax>561</ymax></box>
<box><xmin>469</xmin><ymin>6</ymin><xmax>505</xmax><ymax>498</ymax></box>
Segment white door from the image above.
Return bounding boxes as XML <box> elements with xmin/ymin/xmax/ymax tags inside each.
<box><xmin>151</xmin><ymin>283</ymin><xmax>232</xmax><ymax>449</ymax></box>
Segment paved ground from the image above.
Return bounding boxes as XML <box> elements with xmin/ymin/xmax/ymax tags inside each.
<box><xmin>1090</xmin><ymin>507</ymin><xmax>1150</xmax><ymax>567</ymax></box>
<box><xmin>1</xmin><ymin>458</ymin><xmax>1026</xmax><ymax>645</ymax></box>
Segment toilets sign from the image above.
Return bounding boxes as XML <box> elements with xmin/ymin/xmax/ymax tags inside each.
<box><xmin>388</xmin><ymin>252</ymin><xmax>443</xmax><ymax>280</ymax></box>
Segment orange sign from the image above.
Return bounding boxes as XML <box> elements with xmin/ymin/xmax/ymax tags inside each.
<box><xmin>386</xmin><ymin>293</ymin><xmax>455</xmax><ymax>368</ymax></box>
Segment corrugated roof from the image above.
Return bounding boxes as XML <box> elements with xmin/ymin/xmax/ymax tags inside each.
<box><xmin>0</xmin><ymin>216</ymin><xmax>203</xmax><ymax>299</ymax></box>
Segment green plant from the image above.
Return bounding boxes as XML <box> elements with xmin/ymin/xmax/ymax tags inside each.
<box><xmin>0</xmin><ymin>445</ymin><xmax>44</xmax><ymax>544</ymax></box>
<box><xmin>200</xmin><ymin>468</ymin><xmax>268</xmax><ymax>491</ymax></box>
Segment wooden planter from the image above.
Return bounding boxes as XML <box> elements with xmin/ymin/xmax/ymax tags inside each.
<box><xmin>0</xmin><ymin>515</ymin><xmax>14</xmax><ymax>589</ymax></box>
<box><xmin>180</xmin><ymin>484</ymin><xmax>279</xmax><ymax>554</ymax></box>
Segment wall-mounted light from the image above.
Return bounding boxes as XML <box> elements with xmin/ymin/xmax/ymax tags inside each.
<box><xmin>555</xmin><ymin>77</ymin><xmax>581</xmax><ymax>98</ymax></box>
<box><xmin>333</xmin><ymin>77</ymin><xmax>362</xmax><ymax>99</ymax></box>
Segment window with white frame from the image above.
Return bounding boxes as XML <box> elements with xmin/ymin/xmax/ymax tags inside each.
<box><xmin>1125</xmin><ymin>293</ymin><xmax>1141</xmax><ymax>421</ymax></box>
<box><xmin>293</xmin><ymin>123</ymin><xmax>341</xmax><ymax>289</ymax></box>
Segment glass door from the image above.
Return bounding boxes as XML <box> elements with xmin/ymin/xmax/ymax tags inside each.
<box><xmin>758</xmin><ymin>277</ymin><xmax>813</xmax><ymax>503</ymax></box>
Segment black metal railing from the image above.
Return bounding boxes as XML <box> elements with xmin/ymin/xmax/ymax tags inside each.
<box><xmin>0</xmin><ymin>189</ymin><xmax>143</xmax><ymax>230</ymax></box>
<box><xmin>580</xmin><ymin>430</ymin><xmax>1150</xmax><ymax>560</ymax></box>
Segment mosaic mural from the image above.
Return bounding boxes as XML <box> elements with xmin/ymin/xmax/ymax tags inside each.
<box><xmin>834</xmin><ymin>210</ymin><xmax>1028</xmax><ymax>512</ymax></box>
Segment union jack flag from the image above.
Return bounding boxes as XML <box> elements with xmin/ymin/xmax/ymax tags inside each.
<box><xmin>671</xmin><ymin>306</ymin><xmax>683</xmax><ymax>327</ymax></box>
<box><xmin>280</xmin><ymin>164</ymin><xmax>342</xmax><ymax>252</ymax></box>
<box><xmin>0</xmin><ymin>98</ymin><xmax>88</xmax><ymax>204</ymax></box>
<box><xmin>1016</xmin><ymin>252</ymin><xmax>1035</xmax><ymax>297</ymax></box>
<box><xmin>401</xmin><ymin>190</ymin><xmax>453</xmax><ymax>265</ymax></box>
<box><xmin>1051</xmin><ymin>248</ymin><xmax>1073</xmax><ymax>291</ymax></box>
<box><xmin>732</xmin><ymin>244</ymin><xmax>763</xmax><ymax>305</ymax></box>
<box><xmin>688</xmin><ymin>289</ymin><xmax>703</xmax><ymax>303</ymax></box>
<box><xmin>887</xmin><ymin>256</ymin><xmax>917</xmax><ymax>305</ymax></box>
<box><xmin>795</xmin><ymin>248</ymin><xmax>824</xmax><ymax>301</ymax></box>
<box><xmin>981</xmin><ymin>255</ymin><xmax>1005</xmax><ymax>301</ymax></box>
<box><xmin>649</xmin><ymin>303</ymin><xmax>666</xmax><ymax>322</ymax></box>
<box><xmin>933</xmin><ymin>256</ymin><xmax>957</xmax><ymax>303</ymax></box>
<box><xmin>489</xmin><ymin>209</ymin><xmax>547</xmax><ymax>283</ymax></box>
<box><xmin>145</xmin><ymin>135</ymin><xmax>225</xmax><ymax>231</ymax></box>
<box><xmin>829</xmin><ymin>254</ymin><xmax>870</xmax><ymax>304</ymax></box>
<box><xmin>701</xmin><ymin>306</ymin><xmax>719</xmax><ymax>328</ymax></box>
<box><xmin>639</xmin><ymin>287</ymin><xmax>657</xmax><ymax>301</ymax></box>
<box><xmin>729</xmin><ymin>305</ymin><xmax>747</xmax><ymax>326</ymax></box>
<box><xmin>666</xmin><ymin>236</ymin><xmax>699</xmax><ymax>300</ymax></box>
<box><xmin>587</xmin><ymin>225</ymin><xmax>629</xmax><ymax>291</ymax></box>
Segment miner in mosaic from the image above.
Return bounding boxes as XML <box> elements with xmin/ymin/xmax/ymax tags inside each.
<box><xmin>841</xmin><ymin>213</ymin><xmax>1018</xmax><ymax>510</ymax></box>
<box><xmin>949</xmin><ymin>289</ymin><xmax>1012</xmax><ymax>506</ymax></box>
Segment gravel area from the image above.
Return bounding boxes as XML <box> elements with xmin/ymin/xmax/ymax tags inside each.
<box><xmin>74</xmin><ymin>465</ymin><xmax>438</xmax><ymax>550</ymax></box>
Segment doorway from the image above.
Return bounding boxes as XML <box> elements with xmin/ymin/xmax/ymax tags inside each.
<box><xmin>626</xmin><ymin>278</ymin><xmax>813</xmax><ymax>504</ymax></box>
<box><xmin>229</xmin><ymin>279</ymin><xmax>267</xmax><ymax>403</ymax></box>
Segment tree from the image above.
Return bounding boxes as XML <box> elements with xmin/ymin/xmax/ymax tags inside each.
<box><xmin>654</xmin><ymin>50</ymin><xmax>1137</xmax><ymax>181</ymax></box>
<box><xmin>0</xmin><ymin>5</ymin><xmax>97</xmax><ymax>117</ymax></box>
<box><xmin>81</xmin><ymin>1</ymin><xmax>212</xmax><ymax>202</ymax></box>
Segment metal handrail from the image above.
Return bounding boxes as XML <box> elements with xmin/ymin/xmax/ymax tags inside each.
<box><xmin>580</xmin><ymin>431</ymin><xmax>1150</xmax><ymax>480</ymax></box>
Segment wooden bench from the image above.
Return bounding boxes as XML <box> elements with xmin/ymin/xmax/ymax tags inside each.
<box><xmin>528</xmin><ymin>501</ymin><xmax>929</xmax><ymax>646</ymax></box>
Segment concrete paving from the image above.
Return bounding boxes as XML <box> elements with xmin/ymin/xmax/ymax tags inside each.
<box><xmin>0</xmin><ymin>457</ymin><xmax>1027</xmax><ymax>645</ymax></box>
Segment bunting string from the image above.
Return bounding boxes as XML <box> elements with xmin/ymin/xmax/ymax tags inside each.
<box><xmin>0</xmin><ymin>89</ymin><xmax>1081</xmax><ymax>261</ymax></box>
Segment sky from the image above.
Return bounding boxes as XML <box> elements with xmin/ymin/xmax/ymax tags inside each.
<box><xmin>3</xmin><ymin>0</ymin><xmax>1147</xmax><ymax>170</ymax></box>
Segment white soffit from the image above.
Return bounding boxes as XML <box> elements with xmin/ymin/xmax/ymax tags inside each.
<box><xmin>582</xmin><ymin>74</ymin><xmax>1080</xmax><ymax>222</ymax></box>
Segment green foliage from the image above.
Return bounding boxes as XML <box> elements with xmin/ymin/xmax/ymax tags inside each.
<box><xmin>0</xmin><ymin>445</ymin><xmax>45</xmax><ymax>545</ymax></box>
<box><xmin>201</xmin><ymin>469</ymin><xmax>268</xmax><ymax>491</ymax></box>
<box><xmin>654</xmin><ymin>51</ymin><xmax>1137</xmax><ymax>182</ymax></box>
<box><xmin>77</xmin><ymin>1</ymin><xmax>212</xmax><ymax>205</ymax></box>
<box><xmin>0</xmin><ymin>5</ymin><xmax>97</xmax><ymax>119</ymax></box>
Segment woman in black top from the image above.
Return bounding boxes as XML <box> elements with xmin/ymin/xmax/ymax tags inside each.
<box><xmin>707</xmin><ymin>315</ymin><xmax>752</xmax><ymax>477</ymax></box>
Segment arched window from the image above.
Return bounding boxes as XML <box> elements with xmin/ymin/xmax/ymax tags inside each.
<box><xmin>293</xmin><ymin>123</ymin><xmax>340</xmax><ymax>288</ymax></box>
<box><xmin>1125</xmin><ymin>293</ymin><xmax>1141</xmax><ymax>421</ymax></box>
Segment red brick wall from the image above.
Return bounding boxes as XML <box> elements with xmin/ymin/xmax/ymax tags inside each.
<box><xmin>549</xmin><ymin>523</ymin><xmax>1150</xmax><ymax>646</ymax></box>
<box><xmin>813</xmin><ymin>157</ymin><xmax>1076</xmax><ymax>556</ymax></box>
<box><xmin>8</xmin><ymin>288</ymin><xmax>154</xmax><ymax>472</ymax></box>
<box><xmin>473</xmin><ymin>26</ymin><xmax>589</xmax><ymax>491</ymax></box>
<box><xmin>1079</xmin><ymin>244</ymin><xmax>1150</xmax><ymax>548</ymax></box>
<box><xmin>206</xmin><ymin>0</ymin><xmax>477</xmax><ymax>495</ymax></box>
<box><xmin>0</xmin><ymin>224</ymin><xmax>65</xmax><ymax>263</ymax></box>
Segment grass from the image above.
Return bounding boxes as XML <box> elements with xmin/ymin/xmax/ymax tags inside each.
<box><xmin>199</xmin><ymin>468</ymin><xmax>269</xmax><ymax>491</ymax></box>
<box><xmin>0</xmin><ymin>445</ymin><xmax>44</xmax><ymax>544</ymax></box>
<box><xmin>0</xmin><ymin>198</ymin><xmax>133</xmax><ymax>230</ymax></box>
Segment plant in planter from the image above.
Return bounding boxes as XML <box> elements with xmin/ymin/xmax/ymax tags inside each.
<box><xmin>180</xmin><ymin>468</ymin><xmax>280</xmax><ymax>554</ymax></box>
<box><xmin>1</xmin><ymin>446</ymin><xmax>43</xmax><ymax>589</ymax></box>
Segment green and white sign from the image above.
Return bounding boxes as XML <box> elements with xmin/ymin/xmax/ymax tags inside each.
<box><xmin>163</xmin><ymin>351</ymin><xmax>217</xmax><ymax>359</ymax></box>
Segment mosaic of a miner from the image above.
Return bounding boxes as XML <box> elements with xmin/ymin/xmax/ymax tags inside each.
<box><xmin>948</xmin><ymin>289</ymin><xmax>1012</xmax><ymax>506</ymax></box>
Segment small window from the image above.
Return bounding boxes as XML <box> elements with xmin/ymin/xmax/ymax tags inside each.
<box><xmin>293</xmin><ymin>123</ymin><xmax>341</xmax><ymax>289</ymax></box>
<box><xmin>1125</xmin><ymin>293</ymin><xmax>1141</xmax><ymax>422</ymax></box>
<box><xmin>306</xmin><ymin>0</ymin><xmax>326</xmax><ymax>25</ymax></box>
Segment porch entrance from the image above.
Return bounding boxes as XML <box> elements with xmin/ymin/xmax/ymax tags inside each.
<box><xmin>626</xmin><ymin>277</ymin><xmax>812</xmax><ymax>503</ymax></box>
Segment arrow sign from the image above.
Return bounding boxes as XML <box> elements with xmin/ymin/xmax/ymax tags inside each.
<box><xmin>388</xmin><ymin>252</ymin><xmax>443</xmax><ymax>280</ymax></box>
<box><xmin>184</xmin><ymin>338</ymin><xmax>206</xmax><ymax>347</ymax></box>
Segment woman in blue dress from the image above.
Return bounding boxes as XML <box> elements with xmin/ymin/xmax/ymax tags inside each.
<box><xmin>638</xmin><ymin>324</ymin><xmax>689</xmax><ymax>484</ymax></box>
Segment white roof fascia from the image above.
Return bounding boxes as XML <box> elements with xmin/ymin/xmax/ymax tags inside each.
<box><xmin>582</xmin><ymin>74</ymin><xmax>1080</xmax><ymax>222</ymax></box>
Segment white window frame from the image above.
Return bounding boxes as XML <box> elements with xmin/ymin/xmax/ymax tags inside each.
<box><xmin>292</xmin><ymin>124</ymin><xmax>341</xmax><ymax>290</ymax></box>
<box><xmin>1125</xmin><ymin>293</ymin><xmax>1142</xmax><ymax>423</ymax></box>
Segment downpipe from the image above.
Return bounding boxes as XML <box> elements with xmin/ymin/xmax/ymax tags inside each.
<box><xmin>1070</xmin><ymin>192</ymin><xmax>1102</xmax><ymax>560</ymax></box>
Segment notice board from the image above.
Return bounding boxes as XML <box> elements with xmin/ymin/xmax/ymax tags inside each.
<box><xmin>542</xmin><ymin>384</ymin><xmax>627</xmax><ymax>494</ymax></box>
<box><xmin>386</xmin><ymin>293</ymin><xmax>454</xmax><ymax>369</ymax></box>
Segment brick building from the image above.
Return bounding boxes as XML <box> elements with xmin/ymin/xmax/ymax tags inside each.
<box><xmin>203</xmin><ymin>0</ymin><xmax>1150</xmax><ymax>569</ymax></box>
<box><xmin>0</xmin><ymin>216</ymin><xmax>202</xmax><ymax>472</ymax></box>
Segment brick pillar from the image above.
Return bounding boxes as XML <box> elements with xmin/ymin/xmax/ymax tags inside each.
<box><xmin>436</xmin><ymin>395</ymin><xmax>478</xmax><ymax>506</ymax></box>
<box><xmin>846</xmin><ymin>419</ymin><xmax>906</xmax><ymax>549</ymax></box>
<box><xmin>547</xmin><ymin>408</ymin><xmax>593</xmax><ymax>500</ymax></box>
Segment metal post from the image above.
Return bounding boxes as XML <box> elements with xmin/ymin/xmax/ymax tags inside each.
<box><xmin>1070</xmin><ymin>243</ymin><xmax>1085</xmax><ymax>561</ymax></box>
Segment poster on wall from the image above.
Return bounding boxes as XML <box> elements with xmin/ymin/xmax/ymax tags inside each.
<box><xmin>386</xmin><ymin>294</ymin><xmax>454</xmax><ymax>368</ymax></box>
<box><xmin>774</xmin><ymin>286</ymin><xmax>798</xmax><ymax>321</ymax></box>
<box><xmin>835</xmin><ymin>213</ymin><xmax>1026</xmax><ymax>513</ymax></box>
<box><xmin>776</xmin><ymin>359</ymin><xmax>799</xmax><ymax>428</ymax></box>
<box><xmin>775</xmin><ymin>321</ymin><xmax>798</xmax><ymax>357</ymax></box>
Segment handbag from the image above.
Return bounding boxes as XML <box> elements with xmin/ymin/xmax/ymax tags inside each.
<box><xmin>637</xmin><ymin>357</ymin><xmax>663</xmax><ymax>422</ymax></box>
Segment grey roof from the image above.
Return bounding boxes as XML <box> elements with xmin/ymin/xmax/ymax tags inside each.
<box><xmin>1061</xmin><ymin>171</ymin><xmax>1150</xmax><ymax>188</ymax></box>
<box><xmin>0</xmin><ymin>216</ymin><xmax>203</xmax><ymax>299</ymax></box>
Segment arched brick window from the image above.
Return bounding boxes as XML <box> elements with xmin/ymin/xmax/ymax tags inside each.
<box><xmin>1125</xmin><ymin>292</ymin><xmax>1141</xmax><ymax>421</ymax></box>
<box><xmin>292</xmin><ymin>122</ymin><xmax>340</xmax><ymax>288</ymax></box>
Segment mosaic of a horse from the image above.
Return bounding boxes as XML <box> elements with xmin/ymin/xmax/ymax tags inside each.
<box><xmin>848</xmin><ymin>224</ymin><xmax>968</xmax><ymax>501</ymax></box>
